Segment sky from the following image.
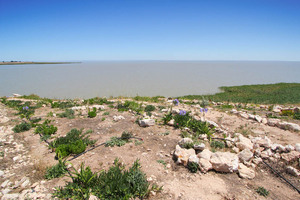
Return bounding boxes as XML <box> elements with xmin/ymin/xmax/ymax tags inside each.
<box><xmin>0</xmin><ymin>0</ymin><xmax>300</xmax><ymax>61</ymax></box>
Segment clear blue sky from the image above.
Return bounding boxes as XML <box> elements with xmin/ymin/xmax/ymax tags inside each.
<box><xmin>1</xmin><ymin>0</ymin><xmax>300</xmax><ymax>61</ymax></box>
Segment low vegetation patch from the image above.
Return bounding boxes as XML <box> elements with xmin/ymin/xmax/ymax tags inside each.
<box><xmin>256</xmin><ymin>186</ymin><xmax>269</xmax><ymax>197</ymax></box>
<box><xmin>105</xmin><ymin>131</ymin><xmax>133</xmax><ymax>147</ymax></box>
<box><xmin>35</xmin><ymin>120</ymin><xmax>58</xmax><ymax>141</ymax></box>
<box><xmin>13</xmin><ymin>121</ymin><xmax>32</xmax><ymax>133</ymax></box>
<box><xmin>116</xmin><ymin>100</ymin><xmax>143</xmax><ymax>113</ymax></box>
<box><xmin>88</xmin><ymin>107</ymin><xmax>97</xmax><ymax>118</ymax></box>
<box><xmin>53</xmin><ymin>159</ymin><xmax>152</xmax><ymax>200</ymax></box>
<box><xmin>50</xmin><ymin>129</ymin><xmax>96</xmax><ymax>159</ymax></box>
<box><xmin>45</xmin><ymin>159</ymin><xmax>68</xmax><ymax>180</ymax></box>
<box><xmin>83</xmin><ymin>97</ymin><xmax>113</xmax><ymax>105</ymax></box>
<box><xmin>57</xmin><ymin>109</ymin><xmax>75</xmax><ymax>119</ymax></box>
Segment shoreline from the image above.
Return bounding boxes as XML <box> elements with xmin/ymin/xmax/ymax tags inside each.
<box><xmin>0</xmin><ymin>61</ymin><xmax>81</xmax><ymax>65</ymax></box>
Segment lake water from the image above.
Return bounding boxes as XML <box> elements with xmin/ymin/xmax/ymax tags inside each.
<box><xmin>0</xmin><ymin>61</ymin><xmax>299</xmax><ymax>99</ymax></box>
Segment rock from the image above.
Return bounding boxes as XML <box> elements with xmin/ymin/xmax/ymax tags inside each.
<box><xmin>193</xmin><ymin>143</ymin><xmax>205</xmax><ymax>151</ymax></box>
<box><xmin>254</xmin><ymin>115</ymin><xmax>262</xmax><ymax>123</ymax></box>
<box><xmin>239</xmin><ymin>113</ymin><xmax>249</xmax><ymax>119</ymax></box>
<box><xmin>286</xmin><ymin>123</ymin><xmax>300</xmax><ymax>132</ymax></box>
<box><xmin>21</xmin><ymin>179</ymin><xmax>30</xmax><ymax>188</ymax></box>
<box><xmin>281</xmin><ymin>151</ymin><xmax>300</xmax><ymax>162</ymax></box>
<box><xmin>113</xmin><ymin>115</ymin><xmax>125</xmax><ymax>122</ymax></box>
<box><xmin>206</xmin><ymin>120</ymin><xmax>219</xmax><ymax>128</ymax></box>
<box><xmin>178</xmin><ymin>138</ymin><xmax>194</xmax><ymax>147</ymax></box>
<box><xmin>89</xmin><ymin>195</ymin><xmax>99</xmax><ymax>200</ymax></box>
<box><xmin>238</xmin><ymin>149</ymin><xmax>253</xmax><ymax>162</ymax></box>
<box><xmin>1</xmin><ymin>188</ymin><xmax>11</xmax><ymax>194</ymax></box>
<box><xmin>236</xmin><ymin>134</ymin><xmax>253</xmax><ymax>151</ymax></box>
<box><xmin>1</xmin><ymin>180</ymin><xmax>11</xmax><ymax>188</ymax></box>
<box><xmin>197</xmin><ymin>149</ymin><xmax>212</xmax><ymax>160</ymax></box>
<box><xmin>138</xmin><ymin>119</ymin><xmax>155</xmax><ymax>127</ymax></box>
<box><xmin>261</xmin><ymin>118</ymin><xmax>268</xmax><ymax>124</ymax></box>
<box><xmin>1</xmin><ymin>193</ymin><xmax>19</xmax><ymax>200</ymax></box>
<box><xmin>252</xmin><ymin>157</ymin><xmax>262</xmax><ymax>165</ymax></box>
<box><xmin>295</xmin><ymin>143</ymin><xmax>300</xmax><ymax>152</ymax></box>
<box><xmin>285</xmin><ymin>144</ymin><xmax>295</xmax><ymax>152</ymax></box>
<box><xmin>261</xmin><ymin>149</ymin><xmax>273</xmax><ymax>159</ymax></box>
<box><xmin>167</xmin><ymin>119</ymin><xmax>174</xmax><ymax>126</ymax></box>
<box><xmin>188</xmin><ymin>155</ymin><xmax>199</xmax><ymax>164</ymax></box>
<box><xmin>199</xmin><ymin>158</ymin><xmax>212</xmax><ymax>173</ymax></box>
<box><xmin>232</xmin><ymin>147</ymin><xmax>240</xmax><ymax>153</ymax></box>
<box><xmin>238</xmin><ymin>163</ymin><xmax>255</xmax><ymax>179</ymax></box>
<box><xmin>255</xmin><ymin>136</ymin><xmax>272</xmax><ymax>148</ymax></box>
<box><xmin>230</xmin><ymin>109</ymin><xmax>238</xmax><ymax>114</ymax></box>
<box><xmin>273</xmin><ymin>105</ymin><xmax>282</xmax><ymax>113</ymax></box>
<box><xmin>286</xmin><ymin>166</ymin><xmax>300</xmax><ymax>177</ymax></box>
<box><xmin>267</xmin><ymin>118</ymin><xmax>281</xmax><ymax>126</ymax></box>
<box><xmin>210</xmin><ymin>152</ymin><xmax>239</xmax><ymax>173</ymax></box>
<box><xmin>174</xmin><ymin>145</ymin><xmax>196</xmax><ymax>166</ymax></box>
<box><xmin>0</xmin><ymin>170</ymin><xmax>4</xmax><ymax>177</ymax></box>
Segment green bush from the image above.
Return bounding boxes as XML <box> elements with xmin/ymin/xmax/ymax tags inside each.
<box><xmin>103</xmin><ymin>111</ymin><xmax>110</xmax><ymax>115</ymax></box>
<box><xmin>58</xmin><ymin>109</ymin><xmax>75</xmax><ymax>119</ymax></box>
<box><xmin>88</xmin><ymin>107</ymin><xmax>97</xmax><ymax>118</ymax></box>
<box><xmin>83</xmin><ymin>97</ymin><xmax>113</xmax><ymax>105</ymax></box>
<box><xmin>53</xmin><ymin>159</ymin><xmax>151</xmax><ymax>200</ymax></box>
<box><xmin>50</xmin><ymin>129</ymin><xmax>96</xmax><ymax>158</ymax></box>
<box><xmin>256</xmin><ymin>186</ymin><xmax>269</xmax><ymax>197</ymax></box>
<box><xmin>210</xmin><ymin>140</ymin><xmax>225</xmax><ymax>149</ymax></box>
<box><xmin>35</xmin><ymin>120</ymin><xmax>57</xmax><ymax>141</ymax></box>
<box><xmin>45</xmin><ymin>159</ymin><xmax>68</xmax><ymax>180</ymax></box>
<box><xmin>105</xmin><ymin>132</ymin><xmax>133</xmax><ymax>147</ymax></box>
<box><xmin>187</xmin><ymin>162</ymin><xmax>199</xmax><ymax>173</ymax></box>
<box><xmin>51</xmin><ymin>100</ymin><xmax>77</xmax><ymax>109</ymax></box>
<box><xmin>280</xmin><ymin>110</ymin><xmax>294</xmax><ymax>116</ymax></box>
<box><xmin>116</xmin><ymin>101</ymin><xmax>143</xmax><ymax>113</ymax></box>
<box><xmin>145</xmin><ymin>105</ymin><xmax>155</xmax><ymax>112</ymax></box>
<box><xmin>162</xmin><ymin>112</ymin><xmax>173</xmax><ymax>125</ymax></box>
<box><xmin>13</xmin><ymin>122</ymin><xmax>31</xmax><ymax>133</ymax></box>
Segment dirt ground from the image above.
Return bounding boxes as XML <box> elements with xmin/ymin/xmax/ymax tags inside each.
<box><xmin>0</xmin><ymin>99</ymin><xmax>299</xmax><ymax>200</ymax></box>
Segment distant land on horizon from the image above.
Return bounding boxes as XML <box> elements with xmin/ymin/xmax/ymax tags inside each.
<box><xmin>0</xmin><ymin>61</ymin><xmax>81</xmax><ymax>65</ymax></box>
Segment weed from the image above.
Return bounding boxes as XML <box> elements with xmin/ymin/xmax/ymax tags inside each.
<box><xmin>53</xmin><ymin>159</ymin><xmax>151</xmax><ymax>200</ymax></box>
<box><xmin>181</xmin><ymin>142</ymin><xmax>195</xmax><ymax>149</ymax></box>
<box><xmin>13</xmin><ymin>122</ymin><xmax>31</xmax><ymax>133</ymax></box>
<box><xmin>162</xmin><ymin>112</ymin><xmax>173</xmax><ymax>125</ymax></box>
<box><xmin>134</xmin><ymin>139</ymin><xmax>143</xmax><ymax>146</ymax></box>
<box><xmin>45</xmin><ymin>159</ymin><xmax>68</xmax><ymax>180</ymax></box>
<box><xmin>58</xmin><ymin>109</ymin><xmax>75</xmax><ymax>119</ymax></box>
<box><xmin>157</xmin><ymin>160</ymin><xmax>167</xmax><ymax>168</ymax></box>
<box><xmin>0</xmin><ymin>151</ymin><xmax>4</xmax><ymax>157</ymax></box>
<box><xmin>133</xmin><ymin>95</ymin><xmax>164</xmax><ymax>103</ymax></box>
<box><xmin>145</xmin><ymin>105</ymin><xmax>155</xmax><ymax>112</ymax></box>
<box><xmin>47</xmin><ymin>111</ymin><xmax>54</xmax><ymax>117</ymax></box>
<box><xmin>210</xmin><ymin>140</ymin><xmax>225</xmax><ymax>149</ymax></box>
<box><xmin>187</xmin><ymin>162</ymin><xmax>199</xmax><ymax>173</ymax></box>
<box><xmin>117</xmin><ymin>100</ymin><xmax>143</xmax><ymax>113</ymax></box>
<box><xmin>83</xmin><ymin>97</ymin><xmax>113</xmax><ymax>105</ymax></box>
<box><xmin>35</xmin><ymin>120</ymin><xmax>57</xmax><ymax>141</ymax></box>
<box><xmin>160</xmin><ymin>132</ymin><xmax>169</xmax><ymax>136</ymax></box>
<box><xmin>51</xmin><ymin>100</ymin><xmax>77</xmax><ymax>109</ymax></box>
<box><xmin>256</xmin><ymin>186</ymin><xmax>269</xmax><ymax>197</ymax></box>
<box><xmin>101</xmin><ymin>117</ymin><xmax>106</xmax><ymax>121</ymax></box>
<box><xmin>103</xmin><ymin>111</ymin><xmax>110</xmax><ymax>115</ymax></box>
<box><xmin>88</xmin><ymin>107</ymin><xmax>97</xmax><ymax>118</ymax></box>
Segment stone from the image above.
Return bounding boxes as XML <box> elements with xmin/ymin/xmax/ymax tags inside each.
<box><xmin>199</xmin><ymin>158</ymin><xmax>212</xmax><ymax>173</ymax></box>
<box><xmin>174</xmin><ymin>145</ymin><xmax>196</xmax><ymax>166</ymax></box>
<box><xmin>252</xmin><ymin>157</ymin><xmax>262</xmax><ymax>165</ymax></box>
<box><xmin>261</xmin><ymin>118</ymin><xmax>268</xmax><ymax>124</ymax></box>
<box><xmin>178</xmin><ymin>138</ymin><xmax>194</xmax><ymax>147</ymax></box>
<box><xmin>238</xmin><ymin>149</ymin><xmax>253</xmax><ymax>162</ymax></box>
<box><xmin>89</xmin><ymin>195</ymin><xmax>99</xmax><ymax>200</ymax></box>
<box><xmin>167</xmin><ymin>119</ymin><xmax>174</xmax><ymax>126</ymax></box>
<box><xmin>255</xmin><ymin>136</ymin><xmax>272</xmax><ymax>148</ymax></box>
<box><xmin>295</xmin><ymin>143</ymin><xmax>300</xmax><ymax>152</ymax></box>
<box><xmin>238</xmin><ymin>163</ymin><xmax>255</xmax><ymax>179</ymax></box>
<box><xmin>287</xmin><ymin>123</ymin><xmax>300</xmax><ymax>132</ymax></box>
<box><xmin>113</xmin><ymin>115</ymin><xmax>125</xmax><ymax>122</ymax></box>
<box><xmin>0</xmin><ymin>170</ymin><xmax>4</xmax><ymax>177</ymax></box>
<box><xmin>239</xmin><ymin>113</ymin><xmax>249</xmax><ymax>119</ymax></box>
<box><xmin>210</xmin><ymin>152</ymin><xmax>239</xmax><ymax>173</ymax></box>
<box><xmin>286</xmin><ymin>166</ymin><xmax>300</xmax><ymax>177</ymax></box>
<box><xmin>272</xmin><ymin>105</ymin><xmax>282</xmax><ymax>113</ymax></box>
<box><xmin>21</xmin><ymin>179</ymin><xmax>30</xmax><ymax>188</ymax></box>
<box><xmin>232</xmin><ymin>147</ymin><xmax>240</xmax><ymax>153</ymax></box>
<box><xmin>281</xmin><ymin>151</ymin><xmax>300</xmax><ymax>162</ymax></box>
<box><xmin>236</xmin><ymin>134</ymin><xmax>253</xmax><ymax>151</ymax></box>
<box><xmin>1</xmin><ymin>188</ymin><xmax>11</xmax><ymax>194</ymax></box>
<box><xmin>254</xmin><ymin>115</ymin><xmax>262</xmax><ymax>123</ymax></box>
<box><xmin>188</xmin><ymin>155</ymin><xmax>199</xmax><ymax>164</ymax></box>
<box><xmin>193</xmin><ymin>143</ymin><xmax>205</xmax><ymax>151</ymax></box>
<box><xmin>230</xmin><ymin>109</ymin><xmax>238</xmax><ymax>114</ymax></box>
<box><xmin>267</xmin><ymin>118</ymin><xmax>281</xmax><ymax>126</ymax></box>
<box><xmin>138</xmin><ymin>119</ymin><xmax>155</xmax><ymax>127</ymax></box>
<box><xmin>285</xmin><ymin>144</ymin><xmax>295</xmax><ymax>152</ymax></box>
<box><xmin>1</xmin><ymin>180</ymin><xmax>11</xmax><ymax>188</ymax></box>
<box><xmin>197</xmin><ymin>149</ymin><xmax>212</xmax><ymax>160</ymax></box>
<box><xmin>1</xmin><ymin>193</ymin><xmax>19</xmax><ymax>200</ymax></box>
<box><xmin>206</xmin><ymin>120</ymin><xmax>219</xmax><ymax>128</ymax></box>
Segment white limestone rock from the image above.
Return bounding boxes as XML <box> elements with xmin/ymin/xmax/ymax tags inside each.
<box><xmin>197</xmin><ymin>149</ymin><xmax>212</xmax><ymax>160</ymax></box>
<box><xmin>138</xmin><ymin>118</ymin><xmax>155</xmax><ymax>127</ymax></box>
<box><xmin>238</xmin><ymin>149</ymin><xmax>253</xmax><ymax>162</ymax></box>
<box><xmin>210</xmin><ymin>152</ymin><xmax>239</xmax><ymax>173</ymax></box>
<box><xmin>174</xmin><ymin>145</ymin><xmax>196</xmax><ymax>166</ymax></box>
<box><xmin>199</xmin><ymin>158</ymin><xmax>212</xmax><ymax>173</ymax></box>
<box><xmin>238</xmin><ymin>163</ymin><xmax>255</xmax><ymax>179</ymax></box>
<box><xmin>236</xmin><ymin>134</ymin><xmax>253</xmax><ymax>151</ymax></box>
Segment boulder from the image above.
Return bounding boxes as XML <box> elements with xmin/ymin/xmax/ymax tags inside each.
<box><xmin>281</xmin><ymin>151</ymin><xmax>300</xmax><ymax>162</ymax></box>
<box><xmin>138</xmin><ymin>118</ymin><xmax>155</xmax><ymax>127</ymax></box>
<box><xmin>267</xmin><ymin>118</ymin><xmax>281</xmax><ymax>126</ymax></box>
<box><xmin>285</xmin><ymin>144</ymin><xmax>295</xmax><ymax>152</ymax></box>
<box><xmin>254</xmin><ymin>115</ymin><xmax>262</xmax><ymax>123</ymax></box>
<box><xmin>238</xmin><ymin>163</ymin><xmax>255</xmax><ymax>179</ymax></box>
<box><xmin>254</xmin><ymin>136</ymin><xmax>272</xmax><ymax>148</ymax></box>
<box><xmin>230</xmin><ymin>109</ymin><xmax>238</xmax><ymax>114</ymax></box>
<box><xmin>174</xmin><ymin>145</ymin><xmax>196</xmax><ymax>166</ymax></box>
<box><xmin>197</xmin><ymin>149</ymin><xmax>212</xmax><ymax>160</ymax></box>
<box><xmin>188</xmin><ymin>155</ymin><xmax>199</xmax><ymax>164</ymax></box>
<box><xmin>236</xmin><ymin>135</ymin><xmax>253</xmax><ymax>151</ymax></box>
<box><xmin>199</xmin><ymin>158</ymin><xmax>212</xmax><ymax>173</ymax></box>
<box><xmin>193</xmin><ymin>143</ymin><xmax>205</xmax><ymax>151</ymax></box>
<box><xmin>1</xmin><ymin>193</ymin><xmax>20</xmax><ymax>200</ymax></box>
<box><xmin>113</xmin><ymin>115</ymin><xmax>125</xmax><ymax>122</ymax></box>
<box><xmin>272</xmin><ymin>105</ymin><xmax>282</xmax><ymax>113</ymax></box>
<box><xmin>261</xmin><ymin>118</ymin><xmax>268</xmax><ymax>124</ymax></box>
<box><xmin>295</xmin><ymin>143</ymin><xmax>300</xmax><ymax>152</ymax></box>
<box><xmin>239</xmin><ymin>113</ymin><xmax>249</xmax><ymax>119</ymax></box>
<box><xmin>238</xmin><ymin>149</ymin><xmax>253</xmax><ymax>162</ymax></box>
<box><xmin>286</xmin><ymin>166</ymin><xmax>300</xmax><ymax>177</ymax></box>
<box><xmin>210</xmin><ymin>152</ymin><xmax>239</xmax><ymax>173</ymax></box>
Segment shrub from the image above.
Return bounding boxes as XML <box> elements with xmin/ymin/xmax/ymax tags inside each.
<box><xmin>105</xmin><ymin>132</ymin><xmax>133</xmax><ymax>147</ymax></box>
<box><xmin>210</xmin><ymin>140</ymin><xmax>225</xmax><ymax>149</ymax></box>
<box><xmin>35</xmin><ymin>120</ymin><xmax>57</xmax><ymax>141</ymax></box>
<box><xmin>50</xmin><ymin>129</ymin><xmax>96</xmax><ymax>159</ymax></box>
<box><xmin>45</xmin><ymin>159</ymin><xmax>68</xmax><ymax>180</ymax></box>
<box><xmin>145</xmin><ymin>105</ymin><xmax>155</xmax><ymax>112</ymax></box>
<box><xmin>13</xmin><ymin>122</ymin><xmax>32</xmax><ymax>133</ymax></box>
<box><xmin>58</xmin><ymin>109</ymin><xmax>75</xmax><ymax>119</ymax></box>
<box><xmin>162</xmin><ymin>112</ymin><xmax>173</xmax><ymax>125</ymax></box>
<box><xmin>117</xmin><ymin>101</ymin><xmax>143</xmax><ymax>113</ymax></box>
<box><xmin>53</xmin><ymin>159</ymin><xmax>151</xmax><ymax>200</ymax></box>
<box><xmin>88</xmin><ymin>107</ymin><xmax>97</xmax><ymax>118</ymax></box>
<box><xmin>256</xmin><ymin>186</ymin><xmax>269</xmax><ymax>197</ymax></box>
<box><xmin>280</xmin><ymin>110</ymin><xmax>294</xmax><ymax>116</ymax></box>
<box><xmin>103</xmin><ymin>111</ymin><xmax>110</xmax><ymax>115</ymax></box>
<box><xmin>51</xmin><ymin>100</ymin><xmax>77</xmax><ymax>109</ymax></box>
<box><xmin>181</xmin><ymin>142</ymin><xmax>194</xmax><ymax>149</ymax></box>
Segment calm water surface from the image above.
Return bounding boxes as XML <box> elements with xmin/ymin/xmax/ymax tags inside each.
<box><xmin>0</xmin><ymin>61</ymin><xmax>299</xmax><ymax>99</ymax></box>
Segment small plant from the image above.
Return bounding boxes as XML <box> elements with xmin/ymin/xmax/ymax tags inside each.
<box><xmin>51</xmin><ymin>100</ymin><xmax>77</xmax><ymax>109</ymax></box>
<box><xmin>157</xmin><ymin>160</ymin><xmax>167</xmax><ymax>168</ymax></box>
<box><xmin>145</xmin><ymin>105</ymin><xmax>155</xmax><ymax>112</ymax></box>
<box><xmin>256</xmin><ymin>186</ymin><xmax>269</xmax><ymax>197</ymax></box>
<box><xmin>101</xmin><ymin>117</ymin><xmax>106</xmax><ymax>121</ymax></box>
<box><xmin>13</xmin><ymin>121</ymin><xmax>31</xmax><ymax>133</ymax></box>
<box><xmin>162</xmin><ymin>112</ymin><xmax>173</xmax><ymax>125</ymax></box>
<box><xmin>58</xmin><ymin>109</ymin><xmax>75</xmax><ymax>119</ymax></box>
<box><xmin>134</xmin><ymin>139</ymin><xmax>143</xmax><ymax>146</ymax></box>
<box><xmin>35</xmin><ymin>120</ymin><xmax>57</xmax><ymax>141</ymax></box>
<box><xmin>50</xmin><ymin>129</ymin><xmax>96</xmax><ymax>159</ymax></box>
<box><xmin>116</xmin><ymin>100</ymin><xmax>143</xmax><ymax>113</ymax></box>
<box><xmin>187</xmin><ymin>162</ymin><xmax>199</xmax><ymax>173</ymax></box>
<box><xmin>45</xmin><ymin>159</ymin><xmax>68</xmax><ymax>180</ymax></box>
<box><xmin>0</xmin><ymin>151</ymin><xmax>4</xmax><ymax>157</ymax></box>
<box><xmin>47</xmin><ymin>111</ymin><xmax>54</xmax><ymax>117</ymax></box>
<box><xmin>105</xmin><ymin>131</ymin><xmax>133</xmax><ymax>147</ymax></box>
<box><xmin>160</xmin><ymin>132</ymin><xmax>169</xmax><ymax>136</ymax></box>
<box><xmin>181</xmin><ymin>142</ymin><xmax>194</xmax><ymax>149</ymax></box>
<box><xmin>103</xmin><ymin>111</ymin><xmax>110</xmax><ymax>115</ymax></box>
<box><xmin>88</xmin><ymin>107</ymin><xmax>97</xmax><ymax>118</ymax></box>
<box><xmin>210</xmin><ymin>140</ymin><xmax>225</xmax><ymax>149</ymax></box>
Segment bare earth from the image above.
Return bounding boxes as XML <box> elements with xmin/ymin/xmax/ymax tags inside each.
<box><xmin>0</xmin><ymin>99</ymin><xmax>299</xmax><ymax>200</ymax></box>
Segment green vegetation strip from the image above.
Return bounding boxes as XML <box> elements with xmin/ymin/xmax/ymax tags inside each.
<box><xmin>181</xmin><ymin>83</ymin><xmax>300</xmax><ymax>104</ymax></box>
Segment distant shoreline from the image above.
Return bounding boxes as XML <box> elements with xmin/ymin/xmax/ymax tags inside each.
<box><xmin>0</xmin><ymin>61</ymin><xmax>81</xmax><ymax>65</ymax></box>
